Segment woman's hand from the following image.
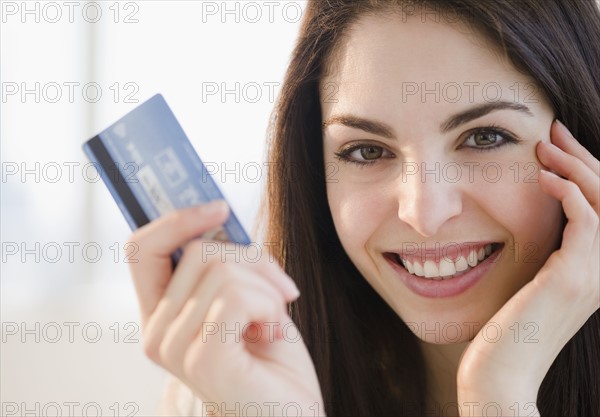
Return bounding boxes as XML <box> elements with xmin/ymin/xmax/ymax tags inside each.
<box><xmin>127</xmin><ymin>201</ymin><xmax>325</xmax><ymax>417</ymax></box>
<box><xmin>457</xmin><ymin>120</ymin><xmax>600</xmax><ymax>416</ymax></box>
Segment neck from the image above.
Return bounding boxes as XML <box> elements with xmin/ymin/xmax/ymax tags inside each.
<box><xmin>419</xmin><ymin>340</ymin><xmax>469</xmax><ymax>417</ymax></box>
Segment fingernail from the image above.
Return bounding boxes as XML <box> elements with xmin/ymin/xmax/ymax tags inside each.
<box><xmin>555</xmin><ymin>119</ymin><xmax>574</xmax><ymax>138</ymax></box>
<box><xmin>201</xmin><ymin>199</ymin><xmax>229</xmax><ymax>215</ymax></box>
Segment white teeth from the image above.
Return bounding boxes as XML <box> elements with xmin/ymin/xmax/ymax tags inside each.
<box><xmin>438</xmin><ymin>258</ymin><xmax>456</xmax><ymax>276</ymax></box>
<box><xmin>455</xmin><ymin>256</ymin><xmax>468</xmax><ymax>272</ymax></box>
<box><xmin>405</xmin><ymin>259</ymin><xmax>414</xmax><ymax>274</ymax></box>
<box><xmin>424</xmin><ymin>260</ymin><xmax>439</xmax><ymax>278</ymax></box>
<box><xmin>467</xmin><ymin>250</ymin><xmax>478</xmax><ymax>267</ymax></box>
<box><xmin>398</xmin><ymin>244</ymin><xmax>495</xmax><ymax>280</ymax></box>
<box><xmin>413</xmin><ymin>261</ymin><xmax>425</xmax><ymax>277</ymax></box>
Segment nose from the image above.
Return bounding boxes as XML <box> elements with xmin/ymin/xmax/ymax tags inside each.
<box><xmin>397</xmin><ymin>161</ymin><xmax>463</xmax><ymax>237</ymax></box>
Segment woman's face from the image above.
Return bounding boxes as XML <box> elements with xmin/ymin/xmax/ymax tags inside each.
<box><xmin>321</xmin><ymin>13</ymin><xmax>563</xmax><ymax>344</ymax></box>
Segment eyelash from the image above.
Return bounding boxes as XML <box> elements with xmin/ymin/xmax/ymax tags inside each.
<box><xmin>333</xmin><ymin>125</ymin><xmax>520</xmax><ymax>166</ymax></box>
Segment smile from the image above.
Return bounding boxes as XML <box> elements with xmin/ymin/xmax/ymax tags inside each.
<box><xmin>386</xmin><ymin>242</ymin><xmax>502</xmax><ymax>280</ymax></box>
<box><xmin>383</xmin><ymin>242</ymin><xmax>505</xmax><ymax>298</ymax></box>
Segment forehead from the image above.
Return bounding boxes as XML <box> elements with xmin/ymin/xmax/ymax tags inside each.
<box><xmin>320</xmin><ymin>14</ymin><xmax>541</xmax><ymax>120</ymax></box>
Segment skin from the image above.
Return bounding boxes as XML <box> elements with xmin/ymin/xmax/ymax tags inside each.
<box><xmin>126</xmin><ymin>11</ymin><xmax>599</xmax><ymax>417</ymax></box>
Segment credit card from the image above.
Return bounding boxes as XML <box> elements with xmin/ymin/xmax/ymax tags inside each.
<box><xmin>82</xmin><ymin>94</ymin><xmax>251</xmax><ymax>265</ymax></box>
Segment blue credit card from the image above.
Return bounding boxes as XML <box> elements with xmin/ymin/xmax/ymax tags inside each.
<box><xmin>82</xmin><ymin>94</ymin><xmax>251</xmax><ymax>265</ymax></box>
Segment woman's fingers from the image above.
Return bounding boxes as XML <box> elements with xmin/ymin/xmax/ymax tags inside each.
<box><xmin>126</xmin><ymin>200</ymin><xmax>230</xmax><ymax>321</ymax></box>
<box><xmin>550</xmin><ymin>120</ymin><xmax>600</xmax><ymax>176</ymax></box>
<box><xmin>142</xmin><ymin>238</ymin><xmax>299</xmax><ymax>364</ymax></box>
<box><xmin>183</xmin><ymin>281</ymin><xmax>292</xmax><ymax>397</ymax></box>
<box><xmin>537</xmin><ymin>141</ymin><xmax>600</xmax><ymax>212</ymax></box>
<box><xmin>170</xmin><ymin>239</ymin><xmax>299</xmax><ymax>303</ymax></box>
<box><xmin>538</xmin><ymin>170</ymin><xmax>597</xmax><ymax>256</ymax></box>
<box><xmin>157</xmin><ymin>263</ymin><xmax>290</xmax><ymax>379</ymax></box>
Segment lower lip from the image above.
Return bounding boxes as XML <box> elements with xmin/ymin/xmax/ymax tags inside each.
<box><xmin>385</xmin><ymin>247</ymin><xmax>503</xmax><ymax>298</ymax></box>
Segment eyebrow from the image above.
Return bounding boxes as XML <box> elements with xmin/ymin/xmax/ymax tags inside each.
<box><xmin>321</xmin><ymin>101</ymin><xmax>534</xmax><ymax>138</ymax></box>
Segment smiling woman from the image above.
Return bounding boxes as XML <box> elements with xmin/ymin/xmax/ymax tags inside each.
<box><xmin>131</xmin><ymin>0</ymin><xmax>600</xmax><ymax>416</ymax></box>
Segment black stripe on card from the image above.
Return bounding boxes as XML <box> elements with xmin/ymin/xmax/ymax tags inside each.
<box><xmin>87</xmin><ymin>135</ymin><xmax>150</xmax><ymax>229</ymax></box>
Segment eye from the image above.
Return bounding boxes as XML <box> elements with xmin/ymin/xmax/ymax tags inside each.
<box><xmin>461</xmin><ymin>126</ymin><xmax>519</xmax><ymax>151</ymax></box>
<box><xmin>358</xmin><ymin>145</ymin><xmax>384</xmax><ymax>160</ymax></box>
<box><xmin>333</xmin><ymin>143</ymin><xmax>394</xmax><ymax>165</ymax></box>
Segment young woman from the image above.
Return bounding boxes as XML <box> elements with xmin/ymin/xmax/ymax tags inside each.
<box><xmin>128</xmin><ymin>0</ymin><xmax>600</xmax><ymax>415</ymax></box>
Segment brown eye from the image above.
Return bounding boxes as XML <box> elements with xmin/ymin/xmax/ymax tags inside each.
<box><xmin>473</xmin><ymin>131</ymin><xmax>500</xmax><ymax>146</ymax></box>
<box><xmin>461</xmin><ymin>127</ymin><xmax>518</xmax><ymax>151</ymax></box>
<box><xmin>333</xmin><ymin>143</ymin><xmax>394</xmax><ymax>165</ymax></box>
<box><xmin>360</xmin><ymin>146</ymin><xmax>383</xmax><ymax>160</ymax></box>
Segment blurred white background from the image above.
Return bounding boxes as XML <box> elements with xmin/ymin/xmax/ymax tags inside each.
<box><xmin>1</xmin><ymin>1</ymin><xmax>304</xmax><ymax>415</ymax></box>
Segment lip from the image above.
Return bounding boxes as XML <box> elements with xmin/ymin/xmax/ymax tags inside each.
<box><xmin>384</xmin><ymin>244</ymin><xmax>504</xmax><ymax>298</ymax></box>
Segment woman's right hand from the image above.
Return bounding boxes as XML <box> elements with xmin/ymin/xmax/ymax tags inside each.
<box><xmin>127</xmin><ymin>200</ymin><xmax>326</xmax><ymax>417</ymax></box>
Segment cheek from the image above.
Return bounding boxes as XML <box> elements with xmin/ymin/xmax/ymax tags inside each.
<box><xmin>327</xmin><ymin>180</ymin><xmax>393</xmax><ymax>258</ymax></box>
<box><xmin>472</xmin><ymin>170</ymin><xmax>563</xmax><ymax>257</ymax></box>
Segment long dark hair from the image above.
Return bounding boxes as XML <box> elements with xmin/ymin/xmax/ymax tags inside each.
<box><xmin>259</xmin><ymin>1</ymin><xmax>600</xmax><ymax>415</ymax></box>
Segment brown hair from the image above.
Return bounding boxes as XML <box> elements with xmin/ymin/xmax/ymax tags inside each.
<box><xmin>259</xmin><ymin>0</ymin><xmax>600</xmax><ymax>415</ymax></box>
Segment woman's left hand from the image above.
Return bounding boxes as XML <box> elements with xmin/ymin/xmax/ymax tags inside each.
<box><xmin>456</xmin><ymin>120</ymin><xmax>600</xmax><ymax>416</ymax></box>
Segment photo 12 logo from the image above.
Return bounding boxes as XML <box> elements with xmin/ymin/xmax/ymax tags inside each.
<box><xmin>1</xmin><ymin>1</ymin><xmax>140</xmax><ymax>24</ymax></box>
<box><xmin>1</xmin><ymin>401</ymin><xmax>140</xmax><ymax>417</ymax></box>
<box><xmin>2</xmin><ymin>321</ymin><xmax>140</xmax><ymax>344</ymax></box>
<box><xmin>1</xmin><ymin>241</ymin><xmax>139</xmax><ymax>264</ymax></box>
<box><xmin>2</xmin><ymin>82</ymin><xmax>140</xmax><ymax>104</ymax></box>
